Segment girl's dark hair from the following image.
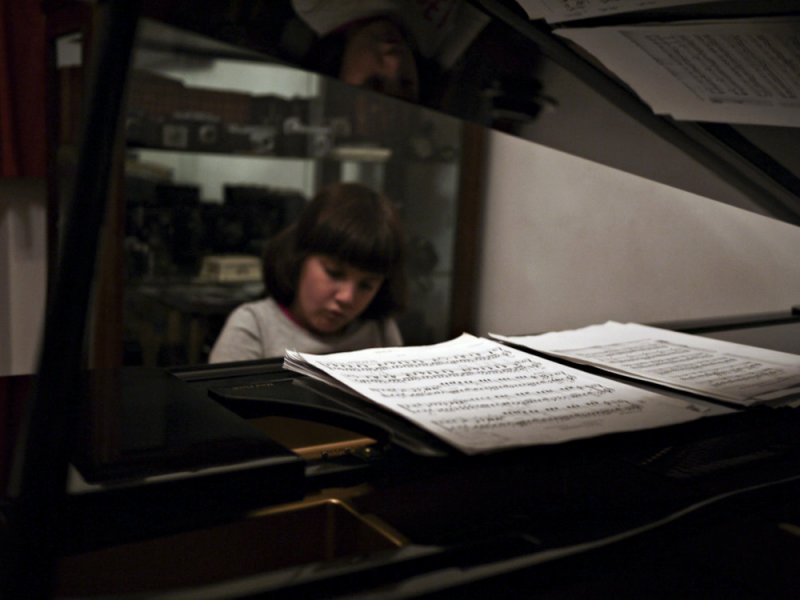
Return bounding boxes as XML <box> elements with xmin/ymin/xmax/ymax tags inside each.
<box><xmin>263</xmin><ymin>182</ymin><xmax>406</xmax><ymax>319</ymax></box>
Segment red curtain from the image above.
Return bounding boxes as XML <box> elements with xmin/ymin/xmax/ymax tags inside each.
<box><xmin>1</xmin><ymin>0</ymin><xmax>47</xmax><ymax>490</ymax></box>
<box><xmin>0</xmin><ymin>0</ymin><xmax>46</xmax><ymax>177</ymax></box>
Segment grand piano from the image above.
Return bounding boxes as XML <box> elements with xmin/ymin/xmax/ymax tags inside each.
<box><xmin>3</xmin><ymin>1</ymin><xmax>800</xmax><ymax>597</ymax></box>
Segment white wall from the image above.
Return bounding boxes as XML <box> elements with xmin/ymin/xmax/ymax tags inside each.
<box><xmin>0</xmin><ymin>179</ymin><xmax>47</xmax><ymax>376</ymax></box>
<box><xmin>476</xmin><ymin>131</ymin><xmax>800</xmax><ymax>336</ymax></box>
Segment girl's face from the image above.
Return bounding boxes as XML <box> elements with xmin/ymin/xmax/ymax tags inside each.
<box><xmin>291</xmin><ymin>254</ymin><xmax>385</xmax><ymax>335</ymax></box>
<box><xmin>339</xmin><ymin>19</ymin><xmax>419</xmax><ymax>101</ymax></box>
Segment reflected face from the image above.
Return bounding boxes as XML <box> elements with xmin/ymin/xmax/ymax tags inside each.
<box><xmin>291</xmin><ymin>254</ymin><xmax>384</xmax><ymax>335</ymax></box>
<box><xmin>339</xmin><ymin>19</ymin><xmax>419</xmax><ymax>101</ymax></box>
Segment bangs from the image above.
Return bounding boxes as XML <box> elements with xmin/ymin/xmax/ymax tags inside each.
<box><xmin>305</xmin><ymin>216</ymin><xmax>402</xmax><ymax>275</ymax></box>
<box><xmin>296</xmin><ymin>183</ymin><xmax>404</xmax><ymax>275</ymax></box>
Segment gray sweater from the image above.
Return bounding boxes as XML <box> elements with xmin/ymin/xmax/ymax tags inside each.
<box><xmin>208</xmin><ymin>297</ymin><xmax>402</xmax><ymax>363</ymax></box>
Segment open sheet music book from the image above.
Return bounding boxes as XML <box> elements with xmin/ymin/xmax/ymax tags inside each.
<box><xmin>491</xmin><ymin>322</ymin><xmax>800</xmax><ymax>408</ymax></box>
<box><xmin>284</xmin><ymin>334</ymin><xmax>707</xmax><ymax>455</ymax></box>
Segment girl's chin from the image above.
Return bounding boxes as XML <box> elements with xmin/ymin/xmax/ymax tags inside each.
<box><xmin>310</xmin><ymin>315</ymin><xmax>349</xmax><ymax>336</ymax></box>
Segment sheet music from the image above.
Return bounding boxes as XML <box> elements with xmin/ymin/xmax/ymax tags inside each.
<box><xmin>492</xmin><ymin>322</ymin><xmax>800</xmax><ymax>406</ymax></box>
<box><xmin>556</xmin><ymin>18</ymin><xmax>800</xmax><ymax>126</ymax></box>
<box><xmin>284</xmin><ymin>334</ymin><xmax>706</xmax><ymax>454</ymax></box>
<box><xmin>518</xmin><ymin>0</ymin><xmax>717</xmax><ymax>24</ymax></box>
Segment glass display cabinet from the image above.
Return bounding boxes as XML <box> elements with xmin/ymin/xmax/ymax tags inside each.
<box><xmin>119</xmin><ymin>19</ymin><xmax>481</xmax><ymax>366</ymax></box>
<box><xmin>46</xmin><ymin>17</ymin><xmax>483</xmax><ymax>369</ymax></box>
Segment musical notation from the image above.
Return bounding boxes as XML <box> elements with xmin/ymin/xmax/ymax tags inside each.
<box><xmin>492</xmin><ymin>322</ymin><xmax>800</xmax><ymax>406</ymax></box>
<box><xmin>285</xmin><ymin>334</ymin><xmax>706</xmax><ymax>454</ymax></box>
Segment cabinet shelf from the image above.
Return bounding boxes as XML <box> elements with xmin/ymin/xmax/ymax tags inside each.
<box><xmin>126</xmin><ymin>143</ymin><xmax>317</xmax><ymax>162</ymax></box>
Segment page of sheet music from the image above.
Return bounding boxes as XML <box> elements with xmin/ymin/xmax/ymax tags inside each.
<box><xmin>556</xmin><ymin>18</ymin><xmax>800</xmax><ymax>127</ymax></box>
<box><xmin>492</xmin><ymin>322</ymin><xmax>800</xmax><ymax>406</ymax></box>
<box><xmin>518</xmin><ymin>0</ymin><xmax>716</xmax><ymax>24</ymax></box>
<box><xmin>284</xmin><ymin>334</ymin><xmax>706</xmax><ymax>454</ymax></box>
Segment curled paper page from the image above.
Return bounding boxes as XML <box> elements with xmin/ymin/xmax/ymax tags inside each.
<box><xmin>285</xmin><ymin>334</ymin><xmax>707</xmax><ymax>454</ymax></box>
<box><xmin>518</xmin><ymin>0</ymin><xmax>720</xmax><ymax>24</ymax></box>
<box><xmin>555</xmin><ymin>18</ymin><xmax>800</xmax><ymax>126</ymax></box>
<box><xmin>492</xmin><ymin>322</ymin><xmax>800</xmax><ymax>407</ymax></box>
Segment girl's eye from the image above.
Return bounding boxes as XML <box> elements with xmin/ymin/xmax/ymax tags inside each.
<box><xmin>359</xmin><ymin>280</ymin><xmax>380</xmax><ymax>292</ymax></box>
<box><xmin>324</xmin><ymin>267</ymin><xmax>344</xmax><ymax>279</ymax></box>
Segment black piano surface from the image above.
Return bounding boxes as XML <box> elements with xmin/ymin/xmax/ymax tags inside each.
<box><xmin>43</xmin><ymin>315</ymin><xmax>800</xmax><ymax>598</ymax></box>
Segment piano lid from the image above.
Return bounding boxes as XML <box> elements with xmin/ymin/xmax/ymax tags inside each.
<box><xmin>138</xmin><ymin>0</ymin><xmax>800</xmax><ymax>225</ymax></box>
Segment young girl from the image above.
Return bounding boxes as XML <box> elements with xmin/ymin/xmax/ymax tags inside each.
<box><xmin>208</xmin><ymin>182</ymin><xmax>406</xmax><ymax>362</ymax></box>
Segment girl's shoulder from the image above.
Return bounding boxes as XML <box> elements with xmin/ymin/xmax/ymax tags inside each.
<box><xmin>226</xmin><ymin>297</ymin><xmax>287</xmax><ymax>329</ymax></box>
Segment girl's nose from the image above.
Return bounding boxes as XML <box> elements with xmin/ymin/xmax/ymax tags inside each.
<box><xmin>379</xmin><ymin>50</ymin><xmax>402</xmax><ymax>76</ymax></box>
<box><xmin>335</xmin><ymin>281</ymin><xmax>356</xmax><ymax>305</ymax></box>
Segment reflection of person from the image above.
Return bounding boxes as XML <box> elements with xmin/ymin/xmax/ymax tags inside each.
<box><xmin>293</xmin><ymin>0</ymin><xmax>488</xmax><ymax>101</ymax></box>
<box><xmin>208</xmin><ymin>182</ymin><xmax>406</xmax><ymax>363</ymax></box>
